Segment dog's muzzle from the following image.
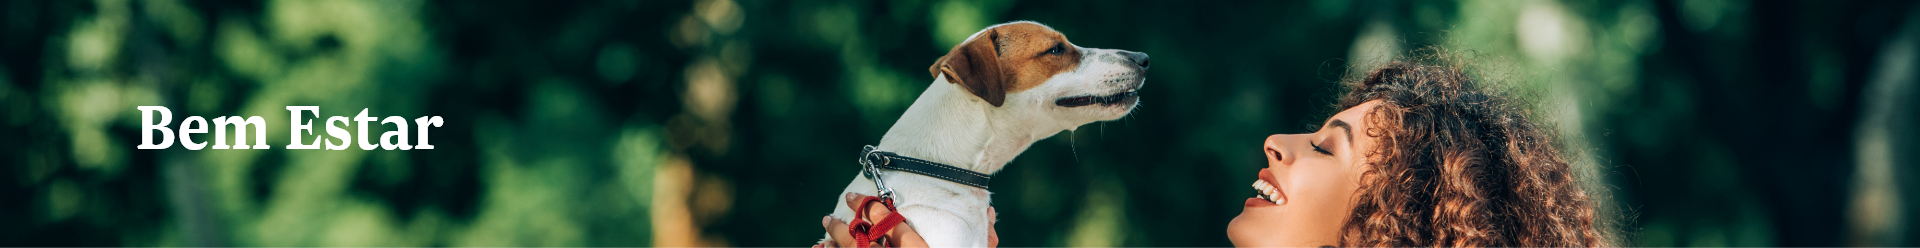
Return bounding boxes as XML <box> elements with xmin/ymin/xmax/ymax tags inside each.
<box><xmin>1055</xmin><ymin>51</ymin><xmax>1148</xmax><ymax>108</ymax></box>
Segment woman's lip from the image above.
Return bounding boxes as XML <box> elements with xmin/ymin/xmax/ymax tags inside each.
<box><xmin>1245</xmin><ymin>197</ymin><xmax>1279</xmax><ymax>207</ymax></box>
<box><xmin>1258</xmin><ymin>168</ymin><xmax>1280</xmax><ymax>185</ymax></box>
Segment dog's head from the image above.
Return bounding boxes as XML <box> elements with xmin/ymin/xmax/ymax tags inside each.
<box><xmin>930</xmin><ymin>21</ymin><xmax>1149</xmax><ymax>127</ymax></box>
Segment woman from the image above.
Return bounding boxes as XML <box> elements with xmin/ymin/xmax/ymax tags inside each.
<box><xmin>819</xmin><ymin>50</ymin><xmax>1613</xmax><ymax>247</ymax></box>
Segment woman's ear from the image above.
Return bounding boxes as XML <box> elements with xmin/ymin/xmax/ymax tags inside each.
<box><xmin>930</xmin><ymin>29</ymin><xmax>1010</xmax><ymax>107</ymax></box>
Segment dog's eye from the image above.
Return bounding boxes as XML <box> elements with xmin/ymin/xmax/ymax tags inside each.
<box><xmin>1046</xmin><ymin>44</ymin><xmax>1065</xmax><ymax>55</ymax></box>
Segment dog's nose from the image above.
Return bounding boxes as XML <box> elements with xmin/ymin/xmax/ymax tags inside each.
<box><xmin>1122</xmin><ymin>51</ymin><xmax>1150</xmax><ymax>69</ymax></box>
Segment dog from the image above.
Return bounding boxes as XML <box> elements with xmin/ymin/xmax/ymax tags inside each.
<box><xmin>827</xmin><ymin>21</ymin><xmax>1150</xmax><ymax>247</ymax></box>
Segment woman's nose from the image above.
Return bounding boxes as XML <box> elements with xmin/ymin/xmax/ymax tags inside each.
<box><xmin>1264</xmin><ymin>134</ymin><xmax>1295</xmax><ymax>166</ymax></box>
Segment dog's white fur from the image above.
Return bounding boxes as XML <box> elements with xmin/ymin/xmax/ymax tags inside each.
<box><xmin>827</xmin><ymin>21</ymin><xmax>1146</xmax><ymax>247</ymax></box>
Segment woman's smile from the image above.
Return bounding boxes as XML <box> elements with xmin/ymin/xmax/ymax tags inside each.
<box><xmin>1250</xmin><ymin>168</ymin><xmax>1285</xmax><ymax>206</ymax></box>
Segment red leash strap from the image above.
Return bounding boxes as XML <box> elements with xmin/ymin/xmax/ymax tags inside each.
<box><xmin>847</xmin><ymin>195</ymin><xmax>907</xmax><ymax>248</ymax></box>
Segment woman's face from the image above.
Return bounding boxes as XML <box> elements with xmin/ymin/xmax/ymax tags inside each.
<box><xmin>1228</xmin><ymin>100</ymin><xmax>1380</xmax><ymax>247</ymax></box>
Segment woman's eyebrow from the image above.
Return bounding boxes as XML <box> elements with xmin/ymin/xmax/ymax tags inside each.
<box><xmin>1329</xmin><ymin>119</ymin><xmax>1353</xmax><ymax>146</ymax></box>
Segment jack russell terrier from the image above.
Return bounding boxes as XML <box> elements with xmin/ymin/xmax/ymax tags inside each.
<box><xmin>826</xmin><ymin>21</ymin><xmax>1150</xmax><ymax>247</ymax></box>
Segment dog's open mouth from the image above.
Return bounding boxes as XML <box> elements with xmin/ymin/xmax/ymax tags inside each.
<box><xmin>1054</xmin><ymin>89</ymin><xmax>1139</xmax><ymax>107</ymax></box>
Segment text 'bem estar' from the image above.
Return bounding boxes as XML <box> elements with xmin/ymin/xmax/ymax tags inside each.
<box><xmin>135</xmin><ymin>106</ymin><xmax>442</xmax><ymax>150</ymax></box>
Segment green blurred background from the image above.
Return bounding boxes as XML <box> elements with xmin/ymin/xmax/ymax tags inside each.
<box><xmin>4</xmin><ymin>0</ymin><xmax>1920</xmax><ymax>246</ymax></box>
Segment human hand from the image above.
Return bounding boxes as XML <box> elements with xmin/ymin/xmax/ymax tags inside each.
<box><xmin>814</xmin><ymin>193</ymin><xmax>998</xmax><ymax>248</ymax></box>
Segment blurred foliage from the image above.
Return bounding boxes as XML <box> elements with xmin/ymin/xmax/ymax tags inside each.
<box><xmin>3</xmin><ymin>0</ymin><xmax>1919</xmax><ymax>246</ymax></box>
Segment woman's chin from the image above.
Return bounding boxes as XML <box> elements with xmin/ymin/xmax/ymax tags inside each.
<box><xmin>1228</xmin><ymin>198</ymin><xmax>1286</xmax><ymax>247</ymax></box>
<box><xmin>1227</xmin><ymin>217</ymin><xmax>1282</xmax><ymax>247</ymax></box>
<box><xmin>1226</xmin><ymin>215</ymin><xmax>1257</xmax><ymax>246</ymax></box>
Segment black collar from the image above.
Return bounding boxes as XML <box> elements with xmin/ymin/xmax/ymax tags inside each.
<box><xmin>860</xmin><ymin>146</ymin><xmax>992</xmax><ymax>189</ymax></box>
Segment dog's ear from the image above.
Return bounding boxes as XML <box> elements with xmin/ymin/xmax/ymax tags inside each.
<box><xmin>931</xmin><ymin>28</ymin><xmax>1010</xmax><ymax>107</ymax></box>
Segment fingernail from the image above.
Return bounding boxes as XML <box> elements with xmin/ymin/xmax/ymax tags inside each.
<box><xmin>822</xmin><ymin>216</ymin><xmax>832</xmax><ymax>227</ymax></box>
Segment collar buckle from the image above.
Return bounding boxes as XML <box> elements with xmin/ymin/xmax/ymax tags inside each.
<box><xmin>859</xmin><ymin>145</ymin><xmax>896</xmax><ymax>199</ymax></box>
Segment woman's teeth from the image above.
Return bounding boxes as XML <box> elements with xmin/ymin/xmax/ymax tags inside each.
<box><xmin>1252</xmin><ymin>180</ymin><xmax>1283</xmax><ymax>204</ymax></box>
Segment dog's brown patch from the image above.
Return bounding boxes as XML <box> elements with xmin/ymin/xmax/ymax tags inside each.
<box><xmin>930</xmin><ymin>22</ymin><xmax>1081</xmax><ymax>107</ymax></box>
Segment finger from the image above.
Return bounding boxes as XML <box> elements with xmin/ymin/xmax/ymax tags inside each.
<box><xmin>864</xmin><ymin>205</ymin><xmax>900</xmax><ymax>246</ymax></box>
<box><xmin>843</xmin><ymin>193</ymin><xmax>868</xmax><ymax>210</ymax></box>
<box><xmin>987</xmin><ymin>207</ymin><xmax>1000</xmax><ymax>247</ymax></box>
<box><xmin>824</xmin><ymin>216</ymin><xmax>856</xmax><ymax>248</ymax></box>
<box><xmin>864</xmin><ymin>202</ymin><xmax>894</xmax><ymax>221</ymax></box>
<box><xmin>844</xmin><ymin>193</ymin><xmax>894</xmax><ymax>222</ymax></box>
<box><xmin>988</xmin><ymin>225</ymin><xmax>1000</xmax><ymax>248</ymax></box>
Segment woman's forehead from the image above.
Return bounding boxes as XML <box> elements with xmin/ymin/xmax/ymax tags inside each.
<box><xmin>1330</xmin><ymin>100</ymin><xmax>1384</xmax><ymax>128</ymax></box>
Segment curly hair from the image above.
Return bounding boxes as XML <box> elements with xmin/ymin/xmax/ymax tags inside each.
<box><xmin>1334</xmin><ymin>49</ymin><xmax>1610</xmax><ymax>247</ymax></box>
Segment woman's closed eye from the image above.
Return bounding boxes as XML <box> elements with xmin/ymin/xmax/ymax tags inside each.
<box><xmin>1310</xmin><ymin>141</ymin><xmax>1333</xmax><ymax>156</ymax></box>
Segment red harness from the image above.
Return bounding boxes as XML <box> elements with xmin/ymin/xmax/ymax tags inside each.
<box><xmin>847</xmin><ymin>195</ymin><xmax>907</xmax><ymax>248</ymax></box>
